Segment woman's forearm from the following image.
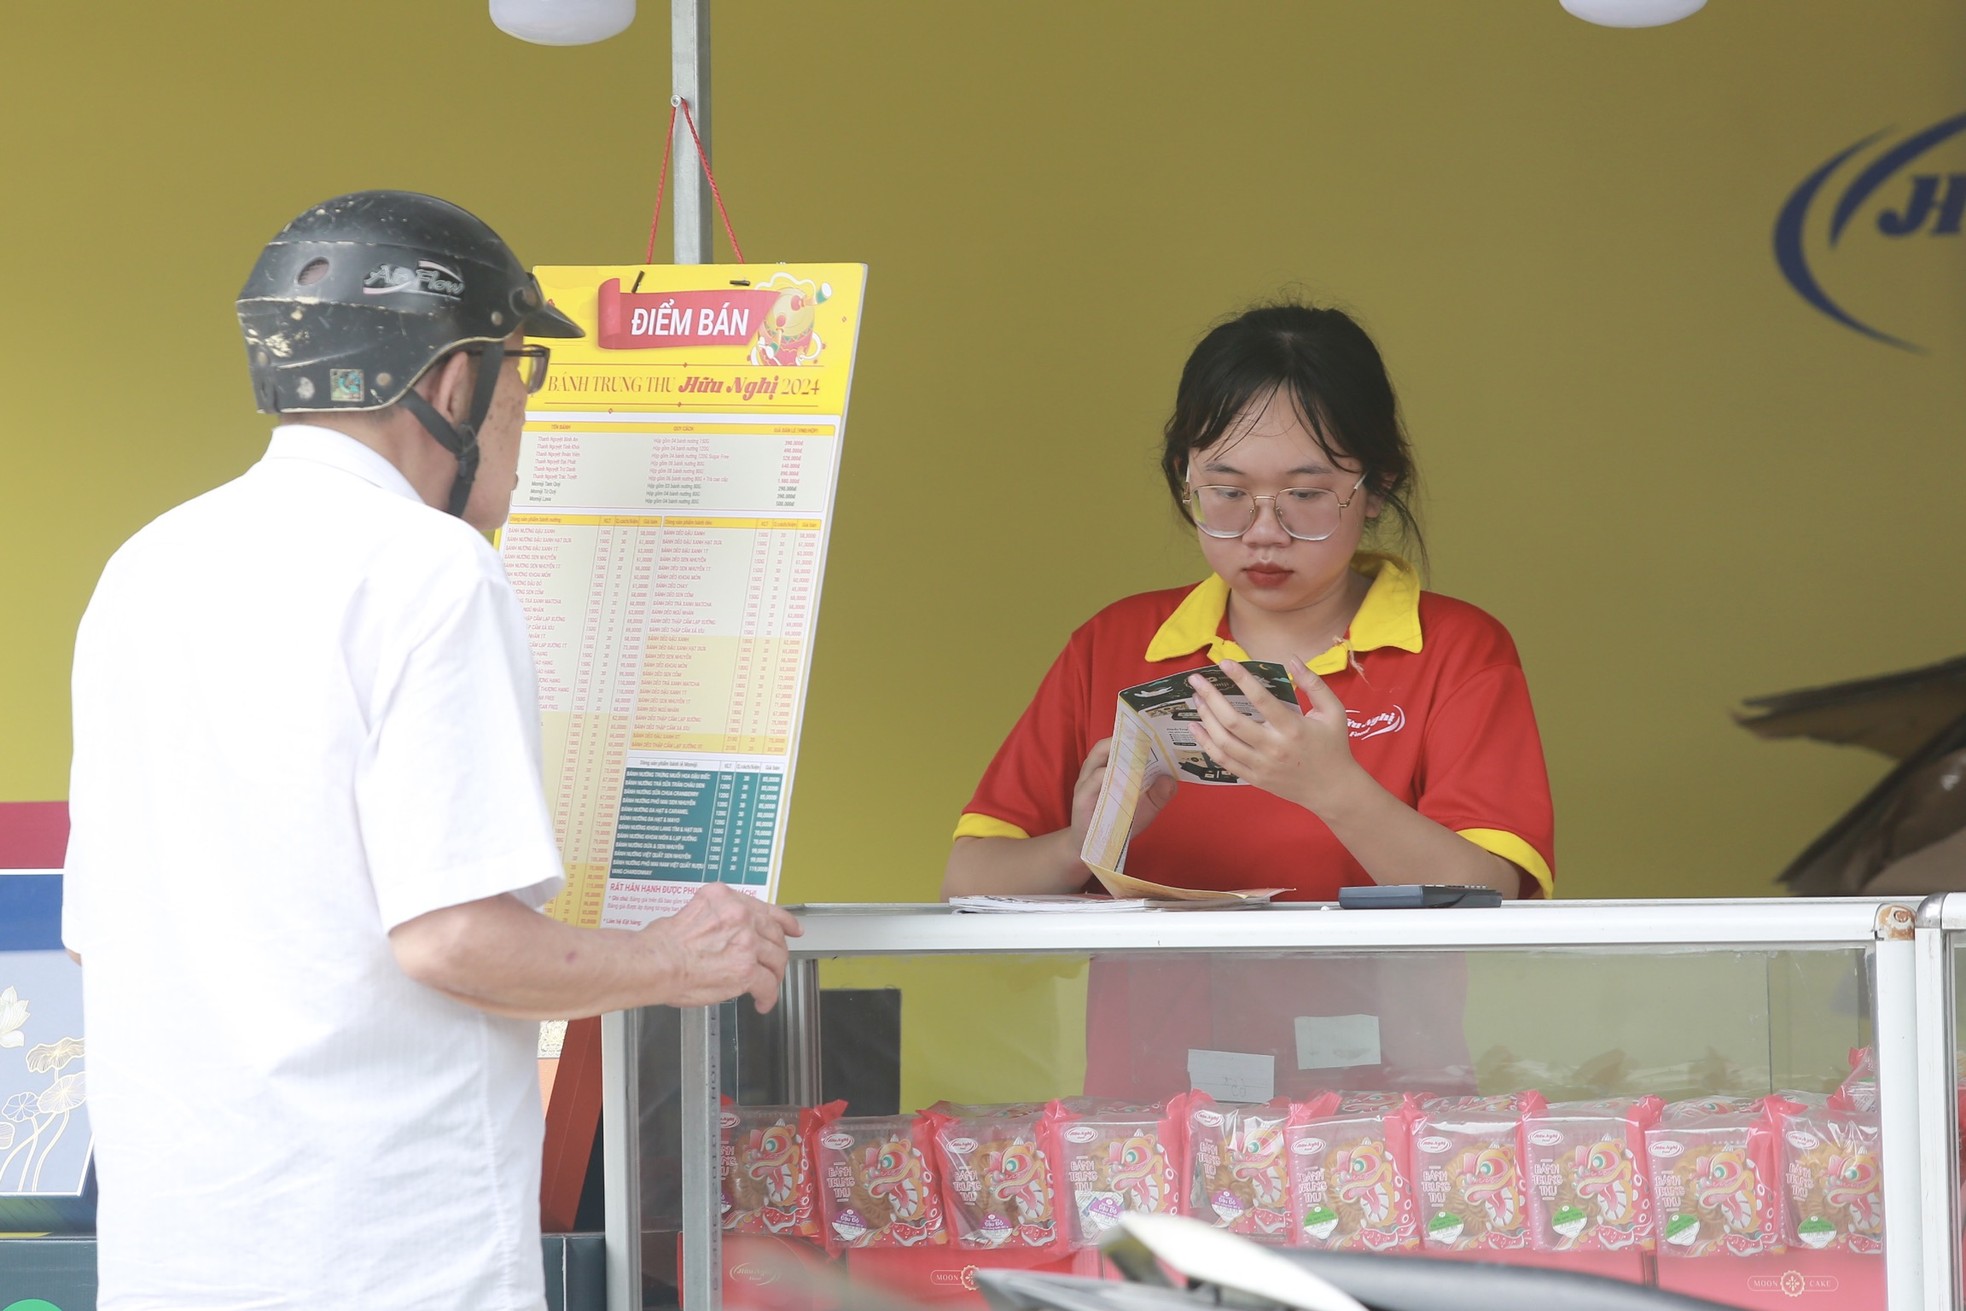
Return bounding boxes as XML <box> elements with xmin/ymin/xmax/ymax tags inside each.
<box><xmin>942</xmin><ymin>832</ymin><xmax>1093</xmax><ymax>898</ymax></box>
<box><xmin>1313</xmin><ymin>769</ymin><xmax>1522</xmax><ymax>895</ymax></box>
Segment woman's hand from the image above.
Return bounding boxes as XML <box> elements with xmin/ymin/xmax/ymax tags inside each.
<box><xmin>1187</xmin><ymin>658</ymin><xmax>1522</xmax><ymax>895</ymax></box>
<box><xmin>1070</xmin><ymin>737</ymin><xmax>1180</xmax><ymax>844</ymax></box>
<box><xmin>1187</xmin><ymin>657</ymin><xmax>1364</xmax><ymax>816</ymax></box>
<box><xmin>943</xmin><ymin>738</ymin><xmax>1178</xmax><ymax>899</ymax></box>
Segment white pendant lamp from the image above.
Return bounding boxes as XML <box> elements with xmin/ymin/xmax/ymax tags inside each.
<box><xmin>490</xmin><ymin>0</ymin><xmax>636</xmax><ymax>45</ymax></box>
<box><xmin>1561</xmin><ymin>0</ymin><xmax>1706</xmax><ymax>26</ymax></box>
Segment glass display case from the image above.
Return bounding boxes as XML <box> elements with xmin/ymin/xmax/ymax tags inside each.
<box><xmin>611</xmin><ymin>898</ymin><xmax>1930</xmax><ymax>1311</ymax></box>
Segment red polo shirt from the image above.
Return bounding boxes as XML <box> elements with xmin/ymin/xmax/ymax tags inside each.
<box><xmin>957</xmin><ymin>555</ymin><xmax>1554</xmax><ymax>899</ymax></box>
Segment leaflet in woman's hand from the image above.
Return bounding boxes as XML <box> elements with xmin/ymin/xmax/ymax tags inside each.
<box><xmin>1079</xmin><ymin>660</ymin><xmax>1297</xmax><ymax>884</ymax></box>
<box><xmin>1117</xmin><ymin>661</ymin><xmax>1296</xmax><ymax>785</ymax></box>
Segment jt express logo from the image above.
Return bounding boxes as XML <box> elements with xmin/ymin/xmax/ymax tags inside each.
<box><xmin>1775</xmin><ymin>111</ymin><xmax>1966</xmax><ymax>351</ymax></box>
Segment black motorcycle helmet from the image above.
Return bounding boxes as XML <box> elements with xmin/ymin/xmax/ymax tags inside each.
<box><xmin>236</xmin><ymin>190</ymin><xmax>583</xmax><ymax>518</ymax></box>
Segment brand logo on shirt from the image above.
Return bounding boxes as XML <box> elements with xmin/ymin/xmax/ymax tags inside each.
<box><xmin>1345</xmin><ymin>706</ymin><xmax>1406</xmax><ymax>741</ymax></box>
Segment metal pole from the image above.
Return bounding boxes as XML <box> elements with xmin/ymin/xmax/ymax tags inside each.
<box><xmin>600</xmin><ymin>1009</ymin><xmax>640</xmax><ymax>1311</ymax></box>
<box><xmin>781</xmin><ymin>957</ymin><xmax>824</xmax><ymax>1107</ymax></box>
<box><xmin>680</xmin><ymin>1004</ymin><xmax>722</xmax><ymax>1311</ymax></box>
<box><xmin>1871</xmin><ymin>905</ymin><xmax>1926</xmax><ymax>1309</ymax></box>
<box><xmin>671</xmin><ymin>0</ymin><xmax>713</xmax><ymax>265</ymax></box>
<box><xmin>671</xmin><ymin>8</ymin><xmax>721</xmax><ymax>1307</ymax></box>
<box><xmin>1913</xmin><ymin>897</ymin><xmax>1959</xmax><ymax>1311</ymax></box>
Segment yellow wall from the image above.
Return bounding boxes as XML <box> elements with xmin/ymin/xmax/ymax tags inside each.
<box><xmin>7</xmin><ymin>2</ymin><xmax>1965</xmax><ymax>902</ymax></box>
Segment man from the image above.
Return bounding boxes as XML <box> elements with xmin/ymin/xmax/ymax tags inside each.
<box><xmin>63</xmin><ymin>191</ymin><xmax>801</xmax><ymax>1310</ymax></box>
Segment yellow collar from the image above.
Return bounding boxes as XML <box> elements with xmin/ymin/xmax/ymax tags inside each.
<box><xmin>1143</xmin><ymin>553</ymin><xmax>1424</xmax><ymax>676</ymax></box>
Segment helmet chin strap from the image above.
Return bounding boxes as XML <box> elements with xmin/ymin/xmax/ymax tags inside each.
<box><xmin>398</xmin><ymin>341</ymin><xmax>506</xmax><ymax>519</ymax></box>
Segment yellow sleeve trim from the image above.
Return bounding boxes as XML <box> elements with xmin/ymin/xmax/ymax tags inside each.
<box><xmin>1456</xmin><ymin>827</ymin><xmax>1554</xmax><ymax>899</ymax></box>
<box><xmin>953</xmin><ymin>813</ymin><xmax>1031</xmax><ymax>842</ymax></box>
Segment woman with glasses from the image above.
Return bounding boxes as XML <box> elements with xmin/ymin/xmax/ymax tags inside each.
<box><xmin>945</xmin><ymin>300</ymin><xmax>1552</xmax><ymax>907</ymax></box>
<box><xmin>941</xmin><ymin>304</ymin><xmax>1553</xmax><ymax>1094</ymax></box>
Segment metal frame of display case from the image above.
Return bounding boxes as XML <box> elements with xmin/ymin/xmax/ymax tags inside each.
<box><xmin>1913</xmin><ymin>894</ymin><xmax>1966</xmax><ymax>1311</ymax></box>
<box><xmin>608</xmin><ymin>898</ymin><xmax>1932</xmax><ymax>1311</ymax></box>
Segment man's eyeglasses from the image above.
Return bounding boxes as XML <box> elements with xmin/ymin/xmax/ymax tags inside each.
<box><xmin>1187</xmin><ymin>475</ymin><xmax>1368</xmax><ymax>542</ymax></box>
<box><xmin>464</xmin><ymin>343</ymin><xmax>552</xmax><ymax>394</ymax></box>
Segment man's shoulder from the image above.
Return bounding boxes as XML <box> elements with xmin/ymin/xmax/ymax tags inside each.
<box><xmin>94</xmin><ymin>471</ymin><xmax>261</xmax><ymax>580</ymax></box>
<box><xmin>99</xmin><ymin>463</ymin><xmax>503</xmax><ymax>610</ymax></box>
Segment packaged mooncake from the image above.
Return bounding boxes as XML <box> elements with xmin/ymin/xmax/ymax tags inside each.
<box><xmin>925</xmin><ymin>1102</ymin><xmax>1071</xmax><ymax>1252</ymax></box>
<box><xmin>814</xmin><ymin>1114</ymin><xmax>947</xmax><ymax>1253</ymax></box>
<box><xmin>1646</xmin><ymin>1097</ymin><xmax>1790</xmax><ymax>1258</ymax></box>
<box><xmin>1522</xmin><ymin>1097</ymin><xmax>1661</xmax><ymax>1252</ymax></box>
<box><xmin>1054</xmin><ymin>1097</ymin><xmax>1184</xmax><ymax>1246</ymax></box>
<box><xmin>1411</xmin><ymin>1092</ymin><xmax>1543</xmax><ymax>1252</ymax></box>
<box><xmin>1830</xmin><ymin>1048</ymin><xmax>1878</xmax><ymax>1115</ymax></box>
<box><xmin>1778</xmin><ymin>1104</ymin><xmax>1882</xmax><ymax>1254</ymax></box>
<box><xmin>720</xmin><ymin>1099</ymin><xmax>844</xmax><ymax>1239</ymax></box>
<box><xmin>1324</xmin><ymin>1091</ymin><xmax>1411</xmax><ymax>1114</ymax></box>
<box><xmin>1285</xmin><ymin>1091</ymin><xmax>1422</xmax><ymax>1252</ymax></box>
<box><xmin>1180</xmin><ymin>1092</ymin><xmax>1294</xmax><ymax>1243</ymax></box>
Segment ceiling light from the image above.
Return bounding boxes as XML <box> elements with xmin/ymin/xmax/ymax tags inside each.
<box><xmin>1561</xmin><ymin>0</ymin><xmax>1706</xmax><ymax>27</ymax></box>
<box><xmin>490</xmin><ymin>0</ymin><xmax>636</xmax><ymax>46</ymax></box>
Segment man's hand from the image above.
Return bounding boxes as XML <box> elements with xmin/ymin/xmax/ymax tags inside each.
<box><xmin>640</xmin><ymin>883</ymin><xmax>803</xmax><ymax>1012</ymax></box>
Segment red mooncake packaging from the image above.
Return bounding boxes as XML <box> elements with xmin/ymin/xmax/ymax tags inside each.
<box><xmin>720</xmin><ymin>1099</ymin><xmax>845</xmax><ymax>1239</ymax></box>
<box><xmin>1777</xmin><ymin>1103</ymin><xmax>1883</xmax><ymax>1255</ymax></box>
<box><xmin>1285</xmin><ymin>1091</ymin><xmax>1422</xmax><ymax>1252</ymax></box>
<box><xmin>814</xmin><ymin>1114</ymin><xmax>948</xmax><ymax>1254</ymax></box>
<box><xmin>1521</xmin><ymin>1096</ymin><xmax>1661</xmax><ymax>1253</ymax></box>
<box><xmin>1830</xmin><ymin>1048</ymin><xmax>1878</xmax><ymax>1115</ymax></box>
<box><xmin>1646</xmin><ymin>1097</ymin><xmax>1792</xmax><ymax>1258</ymax></box>
<box><xmin>1054</xmin><ymin>1097</ymin><xmax>1184</xmax><ymax>1247</ymax></box>
<box><xmin>1178</xmin><ymin>1092</ymin><xmax>1294</xmax><ymax>1243</ymax></box>
<box><xmin>1411</xmin><ymin>1093</ymin><xmax>1544</xmax><ymax>1253</ymax></box>
<box><xmin>924</xmin><ymin>1102</ymin><xmax>1072</xmax><ymax>1253</ymax></box>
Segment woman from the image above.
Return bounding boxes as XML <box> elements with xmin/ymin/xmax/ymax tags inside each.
<box><xmin>942</xmin><ymin>302</ymin><xmax>1554</xmax><ymax>1095</ymax></box>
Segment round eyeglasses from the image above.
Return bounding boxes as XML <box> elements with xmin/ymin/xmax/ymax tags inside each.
<box><xmin>1188</xmin><ymin>475</ymin><xmax>1368</xmax><ymax>542</ymax></box>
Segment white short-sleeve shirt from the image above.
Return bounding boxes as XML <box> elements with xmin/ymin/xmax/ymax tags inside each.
<box><xmin>65</xmin><ymin>425</ymin><xmax>566</xmax><ymax>1311</ymax></box>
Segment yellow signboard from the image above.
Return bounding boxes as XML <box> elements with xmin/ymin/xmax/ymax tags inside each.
<box><xmin>506</xmin><ymin>263</ymin><xmax>867</xmax><ymax>927</ymax></box>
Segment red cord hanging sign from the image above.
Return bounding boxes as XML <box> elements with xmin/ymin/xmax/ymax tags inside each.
<box><xmin>644</xmin><ymin>97</ymin><xmax>746</xmax><ymax>264</ymax></box>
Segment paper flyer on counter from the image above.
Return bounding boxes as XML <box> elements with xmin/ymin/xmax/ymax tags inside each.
<box><xmin>502</xmin><ymin>263</ymin><xmax>866</xmax><ymax>928</ymax></box>
<box><xmin>1079</xmin><ymin>661</ymin><xmax>1297</xmax><ymax>900</ymax></box>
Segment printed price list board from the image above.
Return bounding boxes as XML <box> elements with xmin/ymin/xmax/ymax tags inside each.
<box><xmin>504</xmin><ymin>264</ymin><xmax>866</xmax><ymax>927</ymax></box>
